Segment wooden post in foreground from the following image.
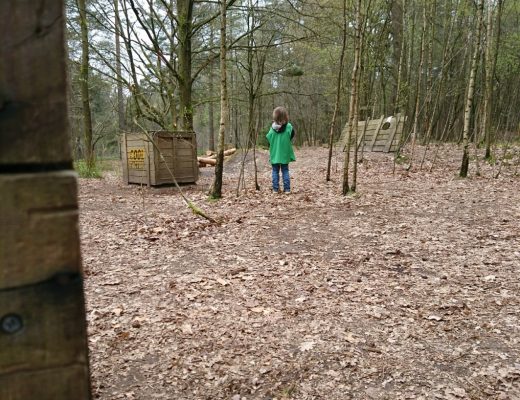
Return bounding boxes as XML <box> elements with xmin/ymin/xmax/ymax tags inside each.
<box><xmin>0</xmin><ymin>1</ymin><xmax>91</xmax><ymax>399</ymax></box>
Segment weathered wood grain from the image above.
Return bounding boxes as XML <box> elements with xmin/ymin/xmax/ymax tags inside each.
<box><xmin>0</xmin><ymin>1</ymin><xmax>91</xmax><ymax>398</ymax></box>
<box><xmin>0</xmin><ymin>172</ymin><xmax>81</xmax><ymax>290</ymax></box>
<box><xmin>384</xmin><ymin>113</ymin><xmax>401</xmax><ymax>153</ymax></box>
<box><xmin>0</xmin><ymin>0</ymin><xmax>71</xmax><ymax>165</ymax></box>
<box><xmin>0</xmin><ymin>366</ymin><xmax>91</xmax><ymax>400</ymax></box>
<box><xmin>0</xmin><ymin>273</ymin><xmax>89</xmax><ymax>373</ymax></box>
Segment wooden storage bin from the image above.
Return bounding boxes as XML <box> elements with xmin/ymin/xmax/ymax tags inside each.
<box><xmin>121</xmin><ymin>131</ymin><xmax>199</xmax><ymax>186</ymax></box>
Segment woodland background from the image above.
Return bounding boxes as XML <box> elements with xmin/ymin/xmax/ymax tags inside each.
<box><xmin>66</xmin><ymin>0</ymin><xmax>518</xmax><ymax>175</ymax></box>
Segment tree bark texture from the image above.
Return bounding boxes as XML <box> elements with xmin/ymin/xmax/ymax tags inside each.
<box><xmin>326</xmin><ymin>0</ymin><xmax>347</xmax><ymax>182</ymax></box>
<box><xmin>483</xmin><ymin>0</ymin><xmax>503</xmax><ymax>159</ymax></box>
<box><xmin>460</xmin><ymin>0</ymin><xmax>484</xmax><ymax>177</ymax></box>
<box><xmin>177</xmin><ymin>0</ymin><xmax>194</xmax><ymax>130</ymax></box>
<box><xmin>114</xmin><ymin>0</ymin><xmax>126</xmax><ymax>133</ymax></box>
<box><xmin>208</xmin><ymin>27</ymin><xmax>216</xmax><ymax>151</ymax></box>
<box><xmin>408</xmin><ymin>2</ymin><xmax>427</xmax><ymax>169</ymax></box>
<box><xmin>211</xmin><ymin>0</ymin><xmax>228</xmax><ymax>198</ymax></box>
<box><xmin>78</xmin><ymin>0</ymin><xmax>94</xmax><ymax>169</ymax></box>
<box><xmin>342</xmin><ymin>0</ymin><xmax>362</xmax><ymax>195</ymax></box>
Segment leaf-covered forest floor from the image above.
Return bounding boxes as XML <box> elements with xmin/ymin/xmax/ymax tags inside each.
<box><xmin>80</xmin><ymin>144</ymin><xmax>520</xmax><ymax>400</ymax></box>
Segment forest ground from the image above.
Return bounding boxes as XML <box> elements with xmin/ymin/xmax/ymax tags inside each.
<box><xmin>80</xmin><ymin>144</ymin><xmax>520</xmax><ymax>400</ymax></box>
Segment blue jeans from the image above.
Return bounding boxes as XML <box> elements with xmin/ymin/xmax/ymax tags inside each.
<box><xmin>272</xmin><ymin>163</ymin><xmax>290</xmax><ymax>192</ymax></box>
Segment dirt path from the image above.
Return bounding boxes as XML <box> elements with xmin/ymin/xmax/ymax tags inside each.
<box><xmin>80</xmin><ymin>145</ymin><xmax>520</xmax><ymax>400</ymax></box>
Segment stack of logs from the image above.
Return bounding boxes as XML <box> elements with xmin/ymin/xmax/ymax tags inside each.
<box><xmin>198</xmin><ymin>148</ymin><xmax>236</xmax><ymax>167</ymax></box>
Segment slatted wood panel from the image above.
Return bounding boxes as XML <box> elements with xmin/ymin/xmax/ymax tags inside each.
<box><xmin>122</xmin><ymin>131</ymin><xmax>198</xmax><ymax>185</ymax></box>
<box><xmin>339</xmin><ymin>114</ymin><xmax>405</xmax><ymax>153</ymax></box>
<box><xmin>0</xmin><ymin>1</ymin><xmax>91</xmax><ymax>399</ymax></box>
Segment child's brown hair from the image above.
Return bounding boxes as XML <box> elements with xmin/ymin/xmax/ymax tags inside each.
<box><xmin>272</xmin><ymin>106</ymin><xmax>289</xmax><ymax>125</ymax></box>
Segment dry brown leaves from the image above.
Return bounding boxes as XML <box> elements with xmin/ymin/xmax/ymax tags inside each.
<box><xmin>80</xmin><ymin>144</ymin><xmax>520</xmax><ymax>400</ymax></box>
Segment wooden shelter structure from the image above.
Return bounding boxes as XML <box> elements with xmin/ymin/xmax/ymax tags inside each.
<box><xmin>0</xmin><ymin>1</ymin><xmax>91</xmax><ymax>399</ymax></box>
<box><xmin>340</xmin><ymin>114</ymin><xmax>405</xmax><ymax>153</ymax></box>
<box><xmin>121</xmin><ymin>131</ymin><xmax>199</xmax><ymax>186</ymax></box>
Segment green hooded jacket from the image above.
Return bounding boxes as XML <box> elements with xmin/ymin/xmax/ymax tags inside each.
<box><xmin>266</xmin><ymin>122</ymin><xmax>296</xmax><ymax>164</ymax></box>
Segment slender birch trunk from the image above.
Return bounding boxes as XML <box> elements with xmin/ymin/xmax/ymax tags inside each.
<box><xmin>422</xmin><ymin>0</ymin><xmax>436</xmax><ymax>141</ymax></box>
<box><xmin>114</xmin><ymin>0</ymin><xmax>125</xmax><ymax>134</ymax></box>
<box><xmin>342</xmin><ymin>0</ymin><xmax>362</xmax><ymax>195</ymax></box>
<box><xmin>352</xmin><ymin>2</ymin><xmax>366</xmax><ymax>192</ymax></box>
<box><xmin>460</xmin><ymin>0</ymin><xmax>485</xmax><ymax>177</ymax></box>
<box><xmin>326</xmin><ymin>0</ymin><xmax>347</xmax><ymax>182</ymax></box>
<box><xmin>483</xmin><ymin>0</ymin><xmax>503</xmax><ymax>159</ymax></box>
<box><xmin>408</xmin><ymin>2</ymin><xmax>427</xmax><ymax>169</ymax></box>
<box><xmin>177</xmin><ymin>0</ymin><xmax>194</xmax><ymax>130</ymax></box>
<box><xmin>211</xmin><ymin>0</ymin><xmax>228</xmax><ymax>198</ymax></box>
<box><xmin>394</xmin><ymin>0</ymin><xmax>406</xmax><ymax>115</ymax></box>
<box><xmin>208</xmin><ymin>27</ymin><xmax>216</xmax><ymax>151</ymax></box>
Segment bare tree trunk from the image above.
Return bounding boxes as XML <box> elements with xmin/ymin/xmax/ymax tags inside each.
<box><xmin>77</xmin><ymin>0</ymin><xmax>94</xmax><ymax>170</ymax></box>
<box><xmin>408</xmin><ymin>2</ymin><xmax>427</xmax><ymax>170</ymax></box>
<box><xmin>483</xmin><ymin>0</ymin><xmax>503</xmax><ymax>159</ymax></box>
<box><xmin>326</xmin><ymin>0</ymin><xmax>347</xmax><ymax>182</ymax></box>
<box><xmin>168</xmin><ymin>0</ymin><xmax>178</xmax><ymax>129</ymax></box>
<box><xmin>420</xmin><ymin>0</ymin><xmax>456</xmax><ymax>169</ymax></box>
<box><xmin>460</xmin><ymin>0</ymin><xmax>485</xmax><ymax>177</ymax></box>
<box><xmin>114</xmin><ymin>0</ymin><xmax>125</xmax><ymax>135</ymax></box>
<box><xmin>177</xmin><ymin>0</ymin><xmax>194</xmax><ymax>130</ymax></box>
<box><xmin>342</xmin><ymin>0</ymin><xmax>362</xmax><ymax>195</ymax></box>
<box><xmin>208</xmin><ymin>27</ymin><xmax>216</xmax><ymax>151</ymax></box>
<box><xmin>392</xmin><ymin>0</ymin><xmax>406</xmax><ymax>114</ymax></box>
<box><xmin>211</xmin><ymin>0</ymin><xmax>228</xmax><ymax>198</ymax></box>
<box><xmin>352</xmin><ymin>0</ymin><xmax>367</xmax><ymax>192</ymax></box>
<box><xmin>405</xmin><ymin>5</ymin><xmax>416</xmax><ymax>118</ymax></box>
<box><xmin>421</xmin><ymin>0</ymin><xmax>436</xmax><ymax>141</ymax></box>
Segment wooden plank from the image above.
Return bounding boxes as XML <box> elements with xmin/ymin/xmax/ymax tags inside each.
<box><xmin>375</xmin><ymin>138</ymin><xmax>391</xmax><ymax>146</ymax></box>
<box><xmin>177</xmin><ymin>159</ymin><xmax>198</xmax><ymax>165</ymax></box>
<box><xmin>157</xmin><ymin>139</ymin><xmax>174</xmax><ymax>149</ymax></box>
<box><xmin>0</xmin><ymin>273</ymin><xmax>89</xmax><ymax>373</ymax></box>
<box><xmin>357</xmin><ymin>116</ymin><xmax>370</xmax><ymax>149</ymax></box>
<box><xmin>144</xmin><ymin>141</ymin><xmax>153</xmax><ymax>186</ymax></box>
<box><xmin>0</xmin><ymin>1</ymin><xmax>91</xmax><ymax>398</ymax></box>
<box><xmin>125</xmin><ymin>136</ymin><xmax>148</xmax><ymax>143</ymax></box>
<box><xmin>176</xmin><ymin>150</ymin><xmax>194</xmax><ymax>158</ymax></box>
<box><xmin>0</xmin><ymin>0</ymin><xmax>70</xmax><ymax>166</ymax></box>
<box><xmin>129</xmin><ymin>171</ymin><xmax>148</xmax><ymax>178</ymax></box>
<box><xmin>121</xmin><ymin>133</ymin><xmax>129</xmax><ymax>184</ymax></box>
<box><xmin>369</xmin><ymin>115</ymin><xmax>385</xmax><ymax>151</ymax></box>
<box><xmin>359</xmin><ymin>127</ymin><xmax>379</xmax><ymax>133</ymax></box>
<box><xmin>0</xmin><ymin>172</ymin><xmax>81</xmax><ymax>289</ymax></box>
<box><xmin>148</xmin><ymin>139</ymin><xmax>156</xmax><ymax>186</ymax></box>
<box><xmin>1</xmin><ymin>366</ymin><xmax>90</xmax><ymax>400</ymax></box>
<box><xmin>158</xmin><ymin>166</ymin><xmax>193</xmax><ymax>174</ymax></box>
<box><xmin>384</xmin><ymin>113</ymin><xmax>401</xmax><ymax>153</ymax></box>
<box><xmin>365</xmin><ymin>122</ymin><xmax>381</xmax><ymax>130</ymax></box>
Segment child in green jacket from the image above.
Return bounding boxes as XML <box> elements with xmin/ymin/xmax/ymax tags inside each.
<box><xmin>266</xmin><ymin>106</ymin><xmax>296</xmax><ymax>193</ymax></box>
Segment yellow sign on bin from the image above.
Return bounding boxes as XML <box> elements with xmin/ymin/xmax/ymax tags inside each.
<box><xmin>128</xmin><ymin>148</ymin><xmax>145</xmax><ymax>169</ymax></box>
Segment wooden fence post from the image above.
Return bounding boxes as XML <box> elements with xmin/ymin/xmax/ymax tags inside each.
<box><xmin>0</xmin><ymin>1</ymin><xmax>92</xmax><ymax>399</ymax></box>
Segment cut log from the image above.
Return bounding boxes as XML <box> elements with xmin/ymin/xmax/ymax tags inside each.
<box><xmin>197</xmin><ymin>157</ymin><xmax>217</xmax><ymax>166</ymax></box>
<box><xmin>224</xmin><ymin>148</ymin><xmax>236</xmax><ymax>156</ymax></box>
